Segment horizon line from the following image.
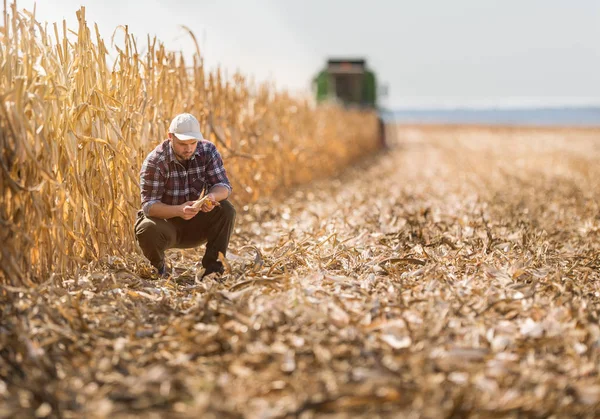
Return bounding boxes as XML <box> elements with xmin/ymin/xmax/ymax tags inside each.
<box><xmin>387</xmin><ymin>97</ymin><xmax>600</xmax><ymax>111</ymax></box>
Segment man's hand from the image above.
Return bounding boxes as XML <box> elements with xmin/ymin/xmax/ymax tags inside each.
<box><xmin>180</xmin><ymin>201</ymin><xmax>201</xmax><ymax>220</ymax></box>
<box><xmin>200</xmin><ymin>193</ymin><xmax>220</xmax><ymax>213</ymax></box>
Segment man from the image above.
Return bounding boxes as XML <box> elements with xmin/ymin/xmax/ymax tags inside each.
<box><xmin>135</xmin><ymin>113</ymin><xmax>236</xmax><ymax>279</ymax></box>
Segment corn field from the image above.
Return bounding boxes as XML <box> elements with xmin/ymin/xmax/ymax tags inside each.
<box><xmin>2</xmin><ymin>124</ymin><xmax>600</xmax><ymax>417</ymax></box>
<box><xmin>0</xmin><ymin>4</ymin><xmax>380</xmax><ymax>285</ymax></box>
<box><xmin>3</xmin><ymin>3</ymin><xmax>600</xmax><ymax>419</ymax></box>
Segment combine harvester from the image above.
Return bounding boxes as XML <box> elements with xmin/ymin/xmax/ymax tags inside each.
<box><xmin>313</xmin><ymin>58</ymin><xmax>388</xmax><ymax>148</ymax></box>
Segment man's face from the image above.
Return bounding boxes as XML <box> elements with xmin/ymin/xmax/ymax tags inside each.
<box><xmin>170</xmin><ymin>134</ymin><xmax>198</xmax><ymax>161</ymax></box>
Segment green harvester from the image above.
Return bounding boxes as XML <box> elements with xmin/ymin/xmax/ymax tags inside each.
<box><xmin>313</xmin><ymin>58</ymin><xmax>387</xmax><ymax>147</ymax></box>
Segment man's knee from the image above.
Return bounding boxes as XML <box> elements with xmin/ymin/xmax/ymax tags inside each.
<box><xmin>219</xmin><ymin>200</ymin><xmax>236</xmax><ymax>220</ymax></box>
<box><xmin>135</xmin><ymin>217</ymin><xmax>160</xmax><ymax>244</ymax></box>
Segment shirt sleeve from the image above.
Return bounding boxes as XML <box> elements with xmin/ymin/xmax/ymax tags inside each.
<box><xmin>140</xmin><ymin>155</ymin><xmax>165</xmax><ymax>216</ymax></box>
<box><xmin>206</xmin><ymin>145</ymin><xmax>232</xmax><ymax>195</ymax></box>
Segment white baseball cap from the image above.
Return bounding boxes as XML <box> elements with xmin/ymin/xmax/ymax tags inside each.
<box><xmin>168</xmin><ymin>113</ymin><xmax>204</xmax><ymax>141</ymax></box>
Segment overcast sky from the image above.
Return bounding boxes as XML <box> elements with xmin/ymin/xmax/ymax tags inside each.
<box><xmin>17</xmin><ymin>0</ymin><xmax>600</xmax><ymax>108</ymax></box>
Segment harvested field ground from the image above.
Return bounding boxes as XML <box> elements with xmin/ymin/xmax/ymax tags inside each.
<box><xmin>2</xmin><ymin>125</ymin><xmax>600</xmax><ymax>418</ymax></box>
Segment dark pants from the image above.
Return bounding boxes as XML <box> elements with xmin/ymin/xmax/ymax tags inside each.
<box><xmin>134</xmin><ymin>200</ymin><xmax>236</xmax><ymax>271</ymax></box>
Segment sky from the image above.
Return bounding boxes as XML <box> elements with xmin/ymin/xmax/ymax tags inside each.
<box><xmin>15</xmin><ymin>0</ymin><xmax>600</xmax><ymax>109</ymax></box>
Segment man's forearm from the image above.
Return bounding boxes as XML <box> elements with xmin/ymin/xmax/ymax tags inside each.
<box><xmin>147</xmin><ymin>202</ymin><xmax>181</xmax><ymax>219</ymax></box>
<box><xmin>209</xmin><ymin>185</ymin><xmax>230</xmax><ymax>201</ymax></box>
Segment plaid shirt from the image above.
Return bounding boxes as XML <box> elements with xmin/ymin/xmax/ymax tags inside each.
<box><xmin>140</xmin><ymin>139</ymin><xmax>232</xmax><ymax>215</ymax></box>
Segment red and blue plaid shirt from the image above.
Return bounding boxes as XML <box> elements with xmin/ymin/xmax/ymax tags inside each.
<box><xmin>140</xmin><ymin>139</ymin><xmax>232</xmax><ymax>215</ymax></box>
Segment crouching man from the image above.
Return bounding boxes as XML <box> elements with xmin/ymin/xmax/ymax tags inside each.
<box><xmin>135</xmin><ymin>113</ymin><xmax>235</xmax><ymax>279</ymax></box>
